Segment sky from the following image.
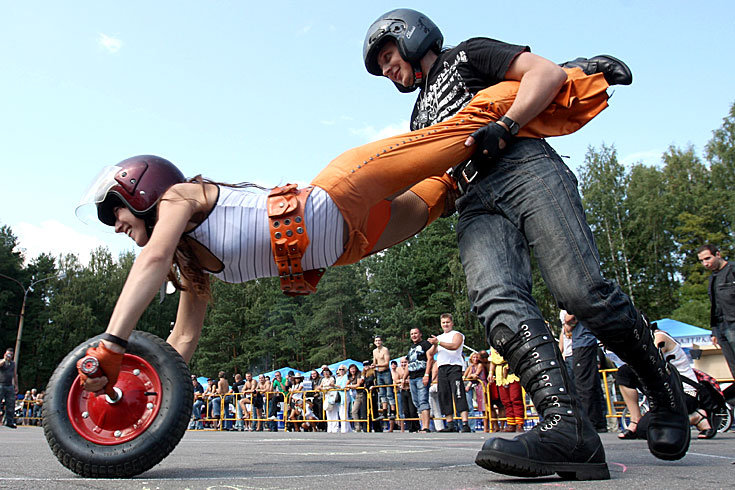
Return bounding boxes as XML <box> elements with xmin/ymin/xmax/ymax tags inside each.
<box><xmin>1</xmin><ymin>1</ymin><xmax>734</xmax><ymax>265</ymax></box>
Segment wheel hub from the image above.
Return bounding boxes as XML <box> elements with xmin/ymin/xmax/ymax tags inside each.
<box><xmin>67</xmin><ymin>354</ymin><xmax>162</xmax><ymax>445</ymax></box>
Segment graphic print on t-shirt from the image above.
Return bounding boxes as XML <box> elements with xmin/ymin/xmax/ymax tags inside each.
<box><xmin>412</xmin><ymin>50</ymin><xmax>472</xmax><ymax>130</ymax></box>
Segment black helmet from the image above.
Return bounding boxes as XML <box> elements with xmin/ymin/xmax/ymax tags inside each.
<box><xmin>363</xmin><ymin>8</ymin><xmax>443</xmax><ymax>93</ymax></box>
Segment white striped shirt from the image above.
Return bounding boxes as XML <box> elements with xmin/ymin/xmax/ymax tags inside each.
<box><xmin>186</xmin><ymin>185</ymin><xmax>344</xmax><ymax>283</ymax></box>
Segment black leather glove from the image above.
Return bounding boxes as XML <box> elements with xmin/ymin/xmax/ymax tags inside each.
<box><xmin>469</xmin><ymin>122</ymin><xmax>511</xmax><ymax>160</ymax></box>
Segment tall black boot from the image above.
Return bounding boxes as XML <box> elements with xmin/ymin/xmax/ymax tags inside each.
<box><xmin>560</xmin><ymin>55</ymin><xmax>633</xmax><ymax>85</ymax></box>
<box><xmin>602</xmin><ymin>316</ymin><xmax>690</xmax><ymax>460</ymax></box>
<box><xmin>475</xmin><ymin>320</ymin><xmax>609</xmax><ymax>480</ymax></box>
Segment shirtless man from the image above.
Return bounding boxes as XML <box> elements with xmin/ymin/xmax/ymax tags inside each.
<box><xmin>372</xmin><ymin>335</ymin><xmax>396</xmax><ymax>422</ymax></box>
<box><xmin>239</xmin><ymin>372</ymin><xmax>256</xmax><ymax>431</ymax></box>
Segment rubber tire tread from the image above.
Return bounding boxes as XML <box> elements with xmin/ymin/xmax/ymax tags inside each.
<box><xmin>42</xmin><ymin>331</ymin><xmax>193</xmax><ymax>478</ymax></box>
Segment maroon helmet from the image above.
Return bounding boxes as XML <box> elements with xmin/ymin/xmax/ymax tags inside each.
<box><xmin>77</xmin><ymin>155</ymin><xmax>186</xmax><ymax>227</ymax></box>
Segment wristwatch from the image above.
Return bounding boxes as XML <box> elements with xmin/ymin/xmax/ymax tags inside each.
<box><xmin>499</xmin><ymin>115</ymin><xmax>520</xmax><ymax>136</ymax></box>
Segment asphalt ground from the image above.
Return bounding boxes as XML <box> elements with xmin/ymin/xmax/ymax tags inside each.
<box><xmin>0</xmin><ymin>426</ymin><xmax>733</xmax><ymax>489</ymax></box>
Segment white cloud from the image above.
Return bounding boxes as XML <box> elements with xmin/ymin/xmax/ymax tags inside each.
<box><xmin>620</xmin><ymin>149</ymin><xmax>664</xmax><ymax>167</ymax></box>
<box><xmin>350</xmin><ymin>121</ymin><xmax>410</xmax><ymax>142</ymax></box>
<box><xmin>13</xmin><ymin>220</ymin><xmax>133</xmax><ymax>265</ymax></box>
<box><xmin>98</xmin><ymin>33</ymin><xmax>123</xmax><ymax>54</ymax></box>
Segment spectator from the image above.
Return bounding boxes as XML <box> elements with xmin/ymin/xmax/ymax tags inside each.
<box><xmin>490</xmin><ymin>348</ymin><xmax>524</xmax><ymax>432</ymax></box>
<box><xmin>203</xmin><ymin>378</ymin><xmax>217</xmax><ymax>427</ymax></box>
<box><xmin>698</xmin><ymin>244</ymin><xmax>735</xmax><ymax>380</ymax></box>
<box><xmin>305</xmin><ymin>370</ymin><xmax>324</xmax><ymax>431</ymax></box>
<box><xmin>372</xmin><ymin>336</ymin><xmax>396</xmax><ymax>422</ymax></box>
<box><xmin>335</xmin><ymin>365</ymin><xmax>352</xmax><ymax>433</ymax></box>
<box><xmin>465</xmin><ymin>352</ymin><xmax>489</xmax><ymax>432</ymax></box>
<box><xmin>563</xmin><ymin>311</ymin><xmax>606</xmax><ymax>433</ymax></box>
<box><xmin>428</xmin><ymin>313</ymin><xmax>471</xmax><ymax>432</ymax></box>
<box><xmin>302</xmin><ymin>397</ymin><xmax>319</xmax><ymax>432</ymax></box>
<box><xmin>288</xmin><ymin>373</ymin><xmax>305</xmax><ymax>431</ymax></box>
<box><xmin>255</xmin><ymin>374</ymin><xmax>271</xmax><ymax>431</ymax></box>
<box><xmin>389</xmin><ymin>359</ymin><xmax>400</xmax><ymax>432</ymax></box>
<box><xmin>32</xmin><ymin>390</ymin><xmax>44</xmax><ymax>425</ymax></box>
<box><xmin>320</xmin><ymin>366</ymin><xmax>339</xmax><ymax>433</ymax></box>
<box><xmin>398</xmin><ymin>357</ymin><xmax>419</xmax><ymax>432</ymax></box>
<box><xmin>406</xmin><ymin>327</ymin><xmax>433</xmax><ymax>433</ymax></box>
<box><xmin>215</xmin><ymin>371</ymin><xmax>233</xmax><ymax>430</ymax></box>
<box><xmin>0</xmin><ymin>347</ymin><xmax>18</xmax><ymax>429</ymax></box>
<box><xmin>190</xmin><ymin>375</ymin><xmax>205</xmax><ymax>430</ymax></box>
<box><xmin>558</xmin><ymin>315</ymin><xmax>576</xmax><ymax>392</ymax></box>
<box><xmin>428</xmin><ymin>359</ymin><xmax>444</xmax><ymax>431</ymax></box>
<box><xmin>240</xmin><ymin>373</ymin><xmax>256</xmax><ymax>431</ymax></box>
<box><xmin>22</xmin><ymin>390</ymin><xmax>33</xmax><ymax>425</ymax></box>
<box><xmin>480</xmin><ymin>350</ymin><xmax>504</xmax><ymax>432</ymax></box>
<box><xmin>231</xmin><ymin>373</ymin><xmax>246</xmax><ymax>431</ymax></box>
<box><xmin>269</xmin><ymin>371</ymin><xmax>287</xmax><ymax>431</ymax></box>
<box><xmin>346</xmin><ymin>364</ymin><xmax>365</xmax><ymax>431</ymax></box>
<box><xmin>362</xmin><ymin>361</ymin><xmax>382</xmax><ymax>432</ymax></box>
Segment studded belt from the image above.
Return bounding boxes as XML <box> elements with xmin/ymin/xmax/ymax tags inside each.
<box><xmin>267</xmin><ymin>184</ymin><xmax>324</xmax><ymax>295</ymax></box>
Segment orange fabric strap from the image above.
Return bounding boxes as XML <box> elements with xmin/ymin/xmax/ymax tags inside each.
<box><xmin>267</xmin><ymin>184</ymin><xmax>324</xmax><ymax>295</ymax></box>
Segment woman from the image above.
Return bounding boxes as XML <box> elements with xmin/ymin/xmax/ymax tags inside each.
<box><xmin>346</xmin><ymin>364</ymin><xmax>365</xmax><ymax>432</ymax></box>
<box><xmin>288</xmin><ymin>373</ymin><xmax>305</xmax><ymax>431</ymax></box>
<box><xmin>334</xmin><ymin>365</ymin><xmax>352</xmax><ymax>433</ymax></box>
<box><xmin>319</xmin><ymin>366</ymin><xmax>339</xmax><ymax>433</ymax></box>
<box><xmin>464</xmin><ymin>352</ymin><xmax>489</xmax><ymax>433</ymax></box>
<box><xmin>74</xmin><ymin>70</ymin><xmax>610</xmax><ymax>394</ymax></box>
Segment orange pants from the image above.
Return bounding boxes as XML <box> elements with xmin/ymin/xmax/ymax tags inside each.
<box><xmin>310</xmin><ymin>68</ymin><xmax>610</xmax><ymax>265</ymax></box>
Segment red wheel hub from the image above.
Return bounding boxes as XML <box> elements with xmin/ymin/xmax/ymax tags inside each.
<box><xmin>67</xmin><ymin>354</ymin><xmax>162</xmax><ymax>445</ymax></box>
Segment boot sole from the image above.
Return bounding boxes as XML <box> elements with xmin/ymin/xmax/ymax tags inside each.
<box><xmin>475</xmin><ymin>449</ymin><xmax>610</xmax><ymax>480</ymax></box>
<box><xmin>647</xmin><ymin>424</ymin><xmax>690</xmax><ymax>461</ymax></box>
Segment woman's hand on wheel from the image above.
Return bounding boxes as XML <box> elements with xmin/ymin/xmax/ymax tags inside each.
<box><xmin>76</xmin><ymin>341</ymin><xmax>125</xmax><ymax>395</ymax></box>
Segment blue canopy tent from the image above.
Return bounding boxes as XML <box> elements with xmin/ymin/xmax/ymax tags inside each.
<box><xmin>259</xmin><ymin>366</ymin><xmax>305</xmax><ymax>380</ymax></box>
<box><xmin>653</xmin><ymin>318</ymin><xmax>712</xmax><ymax>346</ymax></box>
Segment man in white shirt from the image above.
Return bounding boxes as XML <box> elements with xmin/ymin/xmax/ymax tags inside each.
<box><xmin>428</xmin><ymin>313</ymin><xmax>471</xmax><ymax>432</ymax></box>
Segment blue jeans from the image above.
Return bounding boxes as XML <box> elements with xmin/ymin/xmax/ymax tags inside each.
<box><xmin>409</xmin><ymin>376</ymin><xmax>430</xmax><ymax>412</ymax></box>
<box><xmin>190</xmin><ymin>399</ymin><xmax>204</xmax><ymax>429</ymax></box>
<box><xmin>456</xmin><ymin>138</ymin><xmax>637</xmax><ymax>343</ymax></box>
<box><xmin>375</xmin><ymin>370</ymin><xmax>395</xmax><ymax>406</ymax></box>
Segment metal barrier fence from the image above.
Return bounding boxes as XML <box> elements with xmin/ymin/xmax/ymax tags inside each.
<box><xmin>6</xmin><ymin>372</ymin><xmax>732</xmax><ymax>429</ymax></box>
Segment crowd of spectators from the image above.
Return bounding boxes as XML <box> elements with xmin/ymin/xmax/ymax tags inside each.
<box><xmin>187</xmin><ymin>314</ymin><xmax>534</xmax><ymax>433</ymax></box>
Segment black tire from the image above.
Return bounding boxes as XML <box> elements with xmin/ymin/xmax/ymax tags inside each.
<box><xmin>43</xmin><ymin>331</ymin><xmax>193</xmax><ymax>478</ymax></box>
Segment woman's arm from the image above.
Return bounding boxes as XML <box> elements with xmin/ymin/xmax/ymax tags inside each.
<box><xmin>166</xmin><ymin>275</ymin><xmax>209</xmax><ymax>363</ymax></box>
<box><xmin>105</xmin><ymin>194</ymin><xmax>200</xmax><ymax>348</ymax></box>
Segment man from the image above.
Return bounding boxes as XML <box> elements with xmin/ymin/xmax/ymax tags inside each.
<box><xmin>698</xmin><ymin>244</ymin><xmax>735</xmax><ymax>380</ymax></box>
<box><xmin>427</xmin><ymin>313</ymin><xmax>471</xmax><ymax>432</ymax></box>
<box><xmin>562</xmin><ymin>311</ymin><xmax>606</xmax><ymax>432</ymax></box>
<box><xmin>372</xmin><ymin>335</ymin><xmax>396</xmax><ymax>421</ymax></box>
<box><xmin>397</xmin><ymin>357</ymin><xmax>419</xmax><ymax>432</ymax></box>
<box><xmin>364</xmin><ymin>9</ymin><xmax>688</xmax><ymax>479</ymax></box>
<box><xmin>270</xmin><ymin>371</ymin><xmax>288</xmax><ymax>431</ymax></box>
<box><xmin>240</xmin><ymin>372</ymin><xmax>256</xmax><ymax>431</ymax></box>
<box><xmin>189</xmin><ymin>375</ymin><xmax>205</xmax><ymax>430</ymax></box>
<box><xmin>406</xmin><ymin>327</ymin><xmax>433</xmax><ymax>432</ymax></box>
<box><xmin>216</xmin><ymin>371</ymin><xmax>233</xmax><ymax>430</ymax></box>
<box><xmin>0</xmin><ymin>347</ymin><xmax>18</xmax><ymax>428</ymax></box>
<box><xmin>231</xmin><ymin>373</ymin><xmax>245</xmax><ymax>431</ymax></box>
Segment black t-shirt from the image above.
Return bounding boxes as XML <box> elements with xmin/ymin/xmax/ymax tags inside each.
<box><xmin>0</xmin><ymin>359</ymin><xmax>14</xmax><ymax>385</ymax></box>
<box><xmin>407</xmin><ymin>339</ymin><xmax>433</xmax><ymax>379</ymax></box>
<box><xmin>410</xmin><ymin>37</ymin><xmax>529</xmax><ymax>130</ymax></box>
<box><xmin>231</xmin><ymin>380</ymin><xmax>245</xmax><ymax>393</ymax></box>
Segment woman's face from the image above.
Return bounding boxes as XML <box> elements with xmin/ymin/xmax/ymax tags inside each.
<box><xmin>311</xmin><ymin>371</ymin><xmax>318</xmax><ymax>379</ymax></box>
<box><xmin>471</xmin><ymin>353</ymin><xmax>478</xmax><ymax>364</ymax></box>
<box><xmin>113</xmin><ymin>206</ymin><xmax>149</xmax><ymax>247</ymax></box>
<box><xmin>349</xmin><ymin>365</ymin><xmax>357</xmax><ymax>375</ymax></box>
